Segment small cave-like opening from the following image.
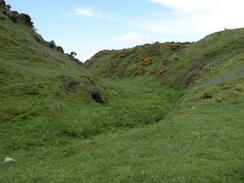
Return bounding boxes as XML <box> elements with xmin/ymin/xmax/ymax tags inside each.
<box><xmin>91</xmin><ymin>91</ymin><xmax>105</xmax><ymax>104</ymax></box>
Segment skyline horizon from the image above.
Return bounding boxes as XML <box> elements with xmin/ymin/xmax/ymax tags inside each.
<box><xmin>5</xmin><ymin>0</ymin><xmax>244</xmax><ymax>62</ymax></box>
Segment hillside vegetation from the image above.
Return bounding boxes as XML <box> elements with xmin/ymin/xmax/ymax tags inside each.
<box><xmin>0</xmin><ymin>1</ymin><xmax>244</xmax><ymax>182</ymax></box>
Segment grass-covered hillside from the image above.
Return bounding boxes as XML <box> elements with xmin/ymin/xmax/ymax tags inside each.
<box><xmin>85</xmin><ymin>42</ymin><xmax>191</xmax><ymax>78</ymax></box>
<box><xmin>0</xmin><ymin>1</ymin><xmax>111</xmax><ymax>149</ymax></box>
<box><xmin>85</xmin><ymin>29</ymin><xmax>244</xmax><ymax>87</ymax></box>
<box><xmin>0</xmin><ymin>1</ymin><xmax>244</xmax><ymax>182</ymax></box>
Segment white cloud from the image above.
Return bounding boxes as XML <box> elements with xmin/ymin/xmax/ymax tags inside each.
<box><xmin>144</xmin><ymin>0</ymin><xmax>244</xmax><ymax>40</ymax></box>
<box><xmin>75</xmin><ymin>7</ymin><xmax>94</xmax><ymax>17</ymax></box>
<box><xmin>148</xmin><ymin>0</ymin><xmax>216</xmax><ymax>12</ymax></box>
<box><xmin>95</xmin><ymin>13</ymin><xmax>116</xmax><ymax>22</ymax></box>
<box><xmin>113</xmin><ymin>32</ymin><xmax>151</xmax><ymax>44</ymax></box>
<box><xmin>74</xmin><ymin>7</ymin><xmax>116</xmax><ymax>21</ymax></box>
<box><xmin>140</xmin><ymin>21</ymin><xmax>182</xmax><ymax>35</ymax></box>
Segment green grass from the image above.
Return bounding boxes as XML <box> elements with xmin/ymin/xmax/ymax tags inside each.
<box><xmin>0</xmin><ymin>4</ymin><xmax>244</xmax><ymax>182</ymax></box>
<box><xmin>0</xmin><ymin>76</ymin><xmax>181</xmax><ymax>151</ymax></box>
<box><xmin>1</xmin><ymin>75</ymin><xmax>243</xmax><ymax>182</ymax></box>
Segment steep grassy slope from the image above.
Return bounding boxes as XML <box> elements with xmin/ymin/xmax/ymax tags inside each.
<box><xmin>0</xmin><ymin>1</ymin><xmax>244</xmax><ymax>182</ymax></box>
<box><xmin>0</xmin><ymin>3</ymin><xmax>109</xmax><ymax>151</ymax></box>
<box><xmin>0</xmin><ymin>3</ymin><xmax>94</xmax><ymax>124</ymax></box>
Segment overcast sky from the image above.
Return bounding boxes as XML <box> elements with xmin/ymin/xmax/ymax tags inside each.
<box><xmin>6</xmin><ymin>0</ymin><xmax>244</xmax><ymax>62</ymax></box>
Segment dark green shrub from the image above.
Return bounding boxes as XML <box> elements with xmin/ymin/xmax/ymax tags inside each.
<box><xmin>49</xmin><ymin>40</ymin><xmax>56</xmax><ymax>48</ymax></box>
<box><xmin>68</xmin><ymin>52</ymin><xmax>82</xmax><ymax>64</ymax></box>
<box><xmin>6</xmin><ymin>4</ymin><xmax>11</xmax><ymax>10</ymax></box>
<box><xmin>7</xmin><ymin>10</ymin><xmax>34</xmax><ymax>27</ymax></box>
<box><xmin>0</xmin><ymin>0</ymin><xmax>6</xmax><ymax>7</ymax></box>
<box><xmin>19</xmin><ymin>13</ymin><xmax>33</xmax><ymax>27</ymax></box>
<box><xmin>8</xmin><ymin>11</ymin><xmax>18</xmax><ymax>23</ymax></box>
<box><xmin>57</xmin><ymin>46</ymin><xmax>64</xmax><ymax>53</ymax></box>
<box><xmin>70</xmin><ymin>52</ymin><xmax>77</xmax><ymax>58</ymax></box>
<box><xmin>169</xmin><ymin>43</ymin><xmax>182</xmax><ymax>51</ymax></box>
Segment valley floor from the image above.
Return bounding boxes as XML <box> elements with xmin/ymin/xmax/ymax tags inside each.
<box><xmin>1</xmin><ymin>76</ymin><xmax>244</xmax><ymax>182</ymax></box>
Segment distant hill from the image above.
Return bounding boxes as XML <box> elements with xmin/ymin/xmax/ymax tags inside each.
<box><xmin>0</xmin><ymin>1</ymin><xmax>244</xmax><ymax>182</ymax></box>
<box><xmin>85</xmin><ymin>29</ymin><xmax>244</xmax><ymax>86</ymax></box>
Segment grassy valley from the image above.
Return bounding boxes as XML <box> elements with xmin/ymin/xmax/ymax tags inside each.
<box><xmin>0</xmin><ymin>1</ymin><xmax>244</xmax><ymax>182</ymax></box>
